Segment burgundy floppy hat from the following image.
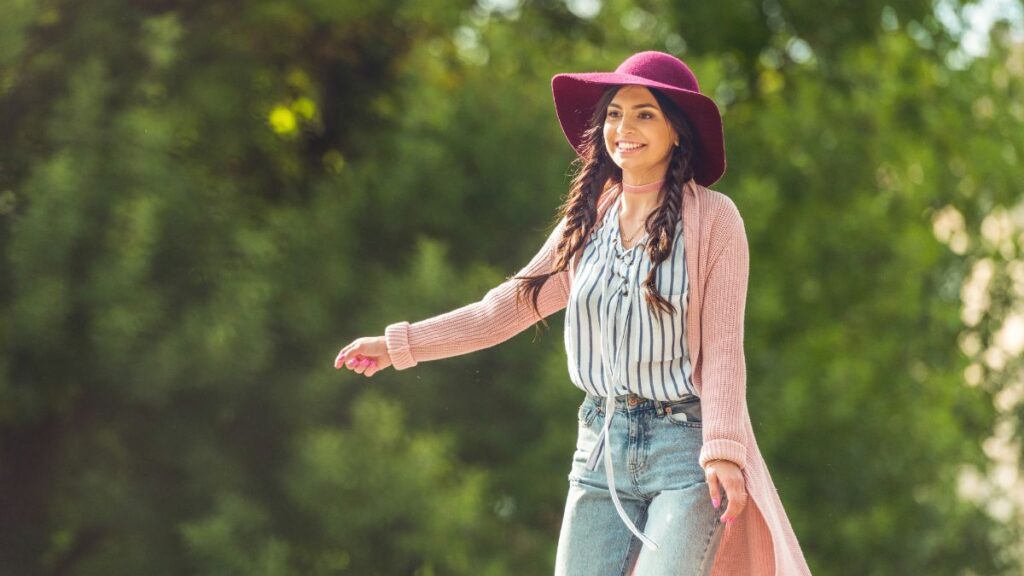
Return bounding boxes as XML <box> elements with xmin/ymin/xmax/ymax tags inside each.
<box><xmin>551</xmin><ymin>50</ymin><xmax>726</xmax><ymax>187</ymax></box>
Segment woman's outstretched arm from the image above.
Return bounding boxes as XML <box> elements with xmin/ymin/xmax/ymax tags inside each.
<box><xmin>336</xmin><ymin>216</ymin><xmax>571</xmax><ymax>375</ymax></box>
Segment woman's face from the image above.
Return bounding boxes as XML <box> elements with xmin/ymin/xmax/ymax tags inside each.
<box><xmin>603</xmin><ymin>85</ymin><xmax>678</xmax><ymax>180</ymax></box>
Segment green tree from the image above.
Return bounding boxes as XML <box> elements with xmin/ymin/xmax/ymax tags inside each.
<box><xmin>1</xmin><ymin>0</ymin><xmax>1020</xmax><ymax>574</ymax></box>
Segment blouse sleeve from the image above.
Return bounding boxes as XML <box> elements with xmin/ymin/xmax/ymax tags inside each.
<box><xmin>697</xmin><ymin>201</ymin><xmax>751</xmax><ymax>471</ymax></box>
<box><xmin>384</xmin><ymin>217</ymin><xmax>571</xmax><ymax>370</ymax></box>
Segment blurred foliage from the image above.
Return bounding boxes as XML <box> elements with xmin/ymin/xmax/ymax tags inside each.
<box><xmin>1</xmin><ymin>0</ymin><xmax>1023</xmax><ymax>574</ymax></box>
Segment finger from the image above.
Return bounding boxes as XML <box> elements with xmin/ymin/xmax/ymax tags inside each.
<box><xmin>345</xmin><ymin>353</ymin><xmax>364</xmax><ymax>369</ymax></box>
<box><xmin>338</xmin><ymin>341</ymin><xmax>362</xmax><ymax>364</ymax></box>
<box><xmin>357</xmin><ymin>357</ymin><xmax>377</xmax><ymax>374</ymax></box>
<box><xmin>353</xmin><ymin>357</ymin><xmax>370</xmax><ymax>374</ymax></box>
<box><xmin>360</xmin><ymin>358</ymin><xmax>376</xmax><ymax>377</ymax></box>
<box><xmin>337</xmin><ymin>344</ymin><xmax>358</xmax><ymax>366</ymax></box>
<box><xmin>720</xmin><ymin>488</ymin><xmax>747</xmax><ymax>523</ymax></box>
<box><xmin>705</xmin><ymin>467</ymin><xmax>722</xmax><ymax>508</ymax></box>
<box><xmin>338</xmin><ymin>344</ymin><xmax>353</xmax><ymax>361</ymax></box>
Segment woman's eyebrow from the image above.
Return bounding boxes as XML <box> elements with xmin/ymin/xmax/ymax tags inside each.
<box><xmin>608</xmin><ymin>103</ymin><xmax>659</xmax><ymax>110</ymax></box>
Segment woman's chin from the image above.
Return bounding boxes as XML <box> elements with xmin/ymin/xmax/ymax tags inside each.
<box><xmin>613</xmin><ymin>156</ymin><xmax>648</xmax><ymax>170</ymax></box>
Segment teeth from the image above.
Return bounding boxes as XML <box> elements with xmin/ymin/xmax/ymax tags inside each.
<box><xmin>618</xmin><ymin>142</ymin><xmax>645</xmax><ymax>150</ymax></box>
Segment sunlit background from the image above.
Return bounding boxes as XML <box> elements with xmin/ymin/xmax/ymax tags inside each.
<box><xmin>2</xmin><ymin>0</ymin><xmax>1023</xmax><ymax>574</ymax></box>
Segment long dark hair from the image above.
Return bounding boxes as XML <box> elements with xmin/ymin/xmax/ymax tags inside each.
<box><xmin>515</xmin><ymin>84</ymin><xmax>698</xmax><ymax>333</ymax></box>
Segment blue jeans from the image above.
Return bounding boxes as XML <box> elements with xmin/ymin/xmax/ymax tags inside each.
<box><xmin>554</xmin><ymin>392</ymin><xmax>728</xmax><ymax>576</ymax></box>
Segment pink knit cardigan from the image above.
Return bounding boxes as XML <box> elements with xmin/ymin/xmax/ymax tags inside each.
<box><xmin>385</xmin><ymin>179</ymin><xmax>812</xmax><ymax>575</ymax></box>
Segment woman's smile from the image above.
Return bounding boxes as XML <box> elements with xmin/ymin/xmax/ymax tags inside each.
<box><xmin>616</xmin><ymin>140</ymin><xmax>647</xmax><ymax>154</ymax></box>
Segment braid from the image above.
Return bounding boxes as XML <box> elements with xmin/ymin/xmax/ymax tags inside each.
<box><xmin>552</xmin><ymin>156</ymin><xmax>602</xmax><ymax>273</ymax></box>
<box><xmin>640</xmin><ymin>135</ymin><xmax>696</xmax><ymax>317</ymax></box>
<box><xmin>512</xmin><ymin>121</ymin><xmax>613</xmax><ymax>336</ymax></box>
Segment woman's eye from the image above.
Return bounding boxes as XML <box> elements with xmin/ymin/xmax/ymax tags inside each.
<box><xmin>607</xmin><ymin>111</ymin><xmax>654</xmax><ymax>119</ymax></box>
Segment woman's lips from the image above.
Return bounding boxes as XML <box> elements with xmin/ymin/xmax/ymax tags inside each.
<box><xmin>616</xmin><ymin>142</ymin><xmax>646</xmax><ymax>155</ymax></box>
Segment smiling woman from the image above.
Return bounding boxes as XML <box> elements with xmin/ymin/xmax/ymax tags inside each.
<box><xmin>335</xmin><ymin>50</ymin><xmax>811</xmax><ymax>576</ymax></box>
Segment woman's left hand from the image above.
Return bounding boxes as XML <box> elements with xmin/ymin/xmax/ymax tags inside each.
<box><xmin>704</xmin><ymin>459</ymin><xmax>747</xmax><ymax>524</ymax></box>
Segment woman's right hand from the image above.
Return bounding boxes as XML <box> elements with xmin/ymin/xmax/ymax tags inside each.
<box><xmin>334</xmin><ymin>335</ymin><xmax>392</xmax><ymax>377</ymax></box>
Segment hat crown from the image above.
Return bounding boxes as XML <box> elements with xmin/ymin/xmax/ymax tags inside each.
<box><xmin>614</xmin><ymin>51</ymin><xmax>700</xmax><ymax>93</ymax></box>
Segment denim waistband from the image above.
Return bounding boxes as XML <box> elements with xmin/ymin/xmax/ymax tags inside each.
<box><xmin>583</xmin><ymin>391</ymin><xmax>700</xmax><ymax>417</ymax></box>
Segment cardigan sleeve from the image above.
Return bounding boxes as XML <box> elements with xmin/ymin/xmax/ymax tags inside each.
<box><xmin>697</xmin><ymin>200</ymin><xmax>751</xmax><ymax>471</ymax></box>
<box><xmin>384</xmin><ymin>216</ymin><xmax>571</xmax><ymax>370</ymax></box>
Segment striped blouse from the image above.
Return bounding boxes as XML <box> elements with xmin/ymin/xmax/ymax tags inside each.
<box><xmin>565</xmin><ymin>190</ymin><xmax>698</xmax><ymax>402</ymax></box>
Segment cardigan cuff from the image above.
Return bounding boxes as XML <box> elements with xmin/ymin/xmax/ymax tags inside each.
<box><xmin>384</xmin><ymin>321</ymin><xmax>417</xmax><ymax>371</ymax></box>
<box><xmin>699</xmin><ymin>439</ymin><xmax>747</xmax><ymax>471</ymax></box>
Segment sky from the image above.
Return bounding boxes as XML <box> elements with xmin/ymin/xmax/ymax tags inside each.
<box><xmin>938</xmin><ymin>0</ymin><xmax>1024</xmax><ymax>57</ymax></box>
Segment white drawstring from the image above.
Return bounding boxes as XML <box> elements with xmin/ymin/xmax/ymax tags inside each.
<box><xmin>602</xmin><ymin>392</ymin><xmax>660</xmax><ymax>550</ymax></box>
<box><xmin>587</xmin><ymin>216</ymin><xmax>661</xmax><ymax>551</ymax></box>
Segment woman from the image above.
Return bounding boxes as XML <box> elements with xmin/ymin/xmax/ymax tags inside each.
<box><xmin>334</xmin><ymin>51</ymin><xmax>811</xmax><ymax>576</ymax></box>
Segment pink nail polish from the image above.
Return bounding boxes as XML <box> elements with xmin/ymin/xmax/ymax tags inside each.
<box><xmin>712</xmin><ymin>498</ymin><xmax>720</xmax><ymax>509</ymax></box>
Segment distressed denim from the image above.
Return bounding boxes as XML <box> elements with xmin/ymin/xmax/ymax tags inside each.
<box><xmin>555</xmin><ymin>392</ymin><xmax>728</xmax><ymax>576</ymax></box>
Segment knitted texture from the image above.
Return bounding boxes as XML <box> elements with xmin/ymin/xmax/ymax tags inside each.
<box><xmin>384</xmin><ymin>217</ymin><xmax>570</xmax><ymax>369</ymax></box>
<box><xmin>384</xmin><ymin>180</ymin><xmax>811</xmax><ymax>575</ymax></box>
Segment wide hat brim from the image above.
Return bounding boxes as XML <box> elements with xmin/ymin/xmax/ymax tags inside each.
<box><xmin>551</xmin><ymin>70</ymin><xmax>726</xmax><ymax>188</ymax></box>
